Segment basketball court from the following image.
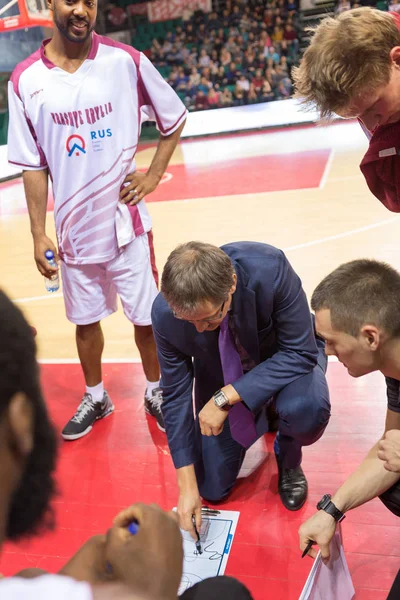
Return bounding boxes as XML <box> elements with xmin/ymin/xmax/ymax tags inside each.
<box><xmin>0</xmin><ymin>119</ymin><xmax>399</xmax><ymax>598</ymax></box>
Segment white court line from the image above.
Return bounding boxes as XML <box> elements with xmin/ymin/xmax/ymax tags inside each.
<box><xmin>16</xmin><ymin>217</ymin><xmax>400</xmax><ymax>305</ymax></box>
<box><xmin>38</xmin><ymin>356</ymin><xmax>339</xmax><ymax>364</ymax></box>
<box><xmin>283</xmin><ymin>215</ymin><xmax>400</xmax><ymax>252</ymax></box>
<box><xmin>318</xmin><ymin>149</ymin><xmax>335</xmax><ymax>190</ymax></box>
<box><xmin>38</xmin><ymin>358</ymin><xmax>142</xmax><ymax>364</ymax></box>
<box><xmin>16</xmin><ymin>292</ymin><xmax>63</xmax><ymax>304</ymax></box>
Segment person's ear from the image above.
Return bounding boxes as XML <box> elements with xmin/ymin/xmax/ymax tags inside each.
<box><xmin>390</xmin><ymin>46</ymin><xmax>400</xmax><ymax>68</ymax></box>
<box><xmin>359</xmin><ymin>325</ymin><xmax>380</xmax><ymax>351</ymax></box>
<box><xmin>230</xmin><ymin>273</ymin><xmax>237</xmax><ymax>295</ymax></box>
<box><xmin>7</xmin><ymin>393</ymin><xmax>34</xmax><ymax>458</ymax></box>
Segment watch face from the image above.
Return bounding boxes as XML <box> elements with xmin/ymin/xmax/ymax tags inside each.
<box><xmin>214</xmin><ymin>392</ymin><xmax>226</xmax><ymax>407</ymax></box>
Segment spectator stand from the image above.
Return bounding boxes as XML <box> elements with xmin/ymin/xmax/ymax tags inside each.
<box><xmin>124</xmin><ymin>0</ymin><xmax>302</xmax><ymax>112</ymax></box>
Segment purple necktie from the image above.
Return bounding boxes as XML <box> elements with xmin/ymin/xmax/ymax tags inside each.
<box><xmin>218</xmin><ymin>315</ymin><xmax>258</xmax><ymax>448</ymax></box>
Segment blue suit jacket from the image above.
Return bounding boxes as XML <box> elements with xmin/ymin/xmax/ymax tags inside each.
<box><xmin>151</xmin><ymin>242</ymin><xmax>319</xmax><ymax>469</ymax></box>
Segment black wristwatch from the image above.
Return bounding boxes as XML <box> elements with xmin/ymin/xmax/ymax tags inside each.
<box><xmin>316</xmin><ymin>494</ymin><xmax>345</xmax><ymax>523</ymax></box>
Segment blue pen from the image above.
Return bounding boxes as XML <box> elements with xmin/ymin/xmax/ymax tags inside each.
<box><xmin>128</xmin><ymin>522</ymin><xmax>139</xmax><ymax>535</ymax></box>
<box><xmin>106</xmin><ymin>521</ymin><xmax>139</xmax><ymax>572</ymax></box>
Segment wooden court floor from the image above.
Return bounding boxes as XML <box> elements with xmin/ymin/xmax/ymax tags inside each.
<box><xmin>1</xmin><ymin>119</ymin><xmax>399</xmax><ymax>360</ymax></box>
<box><xmin>0</xmin><ymin>120</ymin><xmax>399</xmax><ymax>598</ymax></box>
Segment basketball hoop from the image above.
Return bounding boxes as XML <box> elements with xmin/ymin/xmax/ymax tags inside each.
<box><xmin>0</xmin><ymin>0</ymin><xmax>53</xmax><ymax>32</ymax></box>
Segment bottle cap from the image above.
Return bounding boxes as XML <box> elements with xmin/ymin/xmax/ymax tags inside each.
<box><xmin>45</xmin><ymin>250</ymin><xmax>54</xmax><ymax>260</ymax></box>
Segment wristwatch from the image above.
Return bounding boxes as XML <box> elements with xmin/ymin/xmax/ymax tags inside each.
<box><xmin>213</xmin><ymin>389</ymin><xmax>231</xmax><ymax>410</ymax></box>
<box><xmin>317</xmin><ymin>494</ymin><xmax>346</xmax><ymax>523</ymax></box>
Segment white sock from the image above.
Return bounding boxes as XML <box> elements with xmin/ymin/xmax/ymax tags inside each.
<box><xmin>146</xmin><ymin>380</ymin><xmax>160</xmax><ymax>396</ymax></box>
<box><xmin>86</xmin><ymin>382</ymin><xmax>104</xmax><ymax>403</ymax></box>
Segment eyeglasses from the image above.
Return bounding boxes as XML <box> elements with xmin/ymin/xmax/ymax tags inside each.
<box><xmin>173</xmin><ymin>300</ymin><xmax>226</xmax><ymax>326</ymax></box>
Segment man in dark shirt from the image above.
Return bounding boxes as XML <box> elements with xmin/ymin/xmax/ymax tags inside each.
<box><xmin>299</xmin><ymin>259</ymin><xmax>400</xmax><ymax>561</ymax></box>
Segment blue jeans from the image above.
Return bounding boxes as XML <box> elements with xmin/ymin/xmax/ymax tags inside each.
<box><xmin>194</xmin><ymin>343</ymin><xmax>330</xmax><ymax>502</ymax></box>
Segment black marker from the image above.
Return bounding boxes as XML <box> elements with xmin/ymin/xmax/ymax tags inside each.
<box><xmin>302</xmin><ymin>539</ymin><xmax>315</xmax><ymax>558</ymax></box>
<box><xmin>201</xmin><ymin>507</ymin><xmax>220</xmax><ymax>515</ymax></box>
<box><xmin>192</xmin><ymin>516</ymin><xmax>202</xmax><ymax>554</ymax></box>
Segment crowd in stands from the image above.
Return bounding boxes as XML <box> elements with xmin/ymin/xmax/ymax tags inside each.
<box><xmin>149</xmin><ymin>0</ymin><xmax>300</xmax><ymax>111</ymax></box>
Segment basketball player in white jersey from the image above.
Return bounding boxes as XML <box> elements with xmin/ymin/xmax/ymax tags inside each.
<box><xmin>7</xmin><ymin>0</ymin><xmax>187</xmax><ymax>440</ymax></box>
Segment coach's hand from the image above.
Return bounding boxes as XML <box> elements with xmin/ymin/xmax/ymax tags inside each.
<box><xmin>378</xmin><ymin>430</ymin><xmax>400</xmax><ymax>473</ymax></box>
<box><xmin>33</xmin><ymin>234</ymin><xmax>60</xmax><ymax>279</ymax></box>
<box><xmin>199</xmin><ymin>398</ymin><xmax>229</xmax><ymax>437</ymax></box>
<box><xmin>177</xmin><ymin>489</ymin><xmax>203</xmax><ymax>541</ymax></box>
<box><xmin>299</xmin><ymin>511</ymin><xmax>337</xmax><ymax>562</ymax></box>
<box><xmin>120</xmin><ymin>171</ymin><xmax>160</xmax><ymax>205</ymax></box>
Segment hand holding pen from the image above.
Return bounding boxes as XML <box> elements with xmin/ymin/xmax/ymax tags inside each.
<box><xmin>191</xmin><ymin>507</ymin><xmax>221</xmax><ymax>554</ymax></box>
<box><xmin>301</xmin><ymin>539</ymin><xmax>315</xmax><ymax>558</ymax></box>
<box><xmin>106</xmin><ymin>503</ymin><xmax>183</xmax><ymax>600</ymax></box>
<box><xmin>192</xmin><ymin>516</ymin><xmax>202</xmax><ymax>554</ymax></box>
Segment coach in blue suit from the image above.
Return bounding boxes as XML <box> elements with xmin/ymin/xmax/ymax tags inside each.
<box><xmin>152</xmin><ymin>241</ymin><xmax>330</xmax><ymax>538</ymax></box>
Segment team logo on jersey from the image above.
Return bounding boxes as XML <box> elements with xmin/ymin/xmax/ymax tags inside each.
<box><xmin>66</xmin><ymin>135</ymin><xmax>86</xmax><ymax>157</ymax></box>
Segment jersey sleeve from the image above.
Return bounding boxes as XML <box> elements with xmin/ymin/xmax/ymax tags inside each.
<box><xmin>138</xmin><ymin>53</ymin><xmax>187</xmax><ymax>135</ymax></box>
<box><xmin>7</xmin><ymin>80</ymin><xmax>48</xmax><ymax>170</ymax></box>
<box><xmin>386</xmin><ymin>377</ymin><xmax>400</xmax><ymax>413</ymax></box>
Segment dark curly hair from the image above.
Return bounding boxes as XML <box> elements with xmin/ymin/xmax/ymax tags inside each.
<box><xmin>0</xmin><ymin>289</ymin><xmax>58</xmax><ymax>540</ymax></box>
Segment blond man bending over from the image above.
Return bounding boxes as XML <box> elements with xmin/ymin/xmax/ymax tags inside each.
<box><xmin>293</xmin><ymin>7</ymin><xmax>400</xmax><ymax>131</ymax></box>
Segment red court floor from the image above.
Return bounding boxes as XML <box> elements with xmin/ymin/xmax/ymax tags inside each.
<box><xmin>1</xmin><ymin>361</ymin><xmax>398</xmax><ymax>599</ymax></box>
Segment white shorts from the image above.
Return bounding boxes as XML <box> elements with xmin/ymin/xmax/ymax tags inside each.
<box><xmin>60</xmin><ymin>232</ymin><xmax>159</xmax><ymax>326</ymax></box>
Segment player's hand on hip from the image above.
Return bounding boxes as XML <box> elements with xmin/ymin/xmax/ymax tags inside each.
<box><xmin>298</xmin><ymin>511</ymin><xmax>337</xmax><ymax>562</ymax></box>
<box><xmin>378</xmin><ymin>430</ymin><xmax>400</xmax><ymax>472</ymax></box>
<box><xmin>198</xmin><ymin>398</ymin><xmax>229</xmax><ymax>436</ymax></box>
<box><xmin>177</xmin><ymin>490</ymin><xmax>202</xmax><ymax>541</ymax></box>
<box><xmin>120</xmin><ymin>171</ymin><xmax>160</xmax><ymax>205</ymax></box>
<box><xmin>106</xmin><ymin>503</ymin><xmax>183</xmax><ymax>600</ymax></box>
<box><xmin>33</xmin><ymin>235</ymin><xmax>60</xmax><ymax>279</ymax></box>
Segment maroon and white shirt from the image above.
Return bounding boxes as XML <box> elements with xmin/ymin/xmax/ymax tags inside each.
<box><xmin>8</xmin><ymin>33</ymin><xmax>187</xmax><ymax>265</ymax></box>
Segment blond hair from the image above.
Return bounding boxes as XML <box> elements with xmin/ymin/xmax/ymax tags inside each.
<box><xmin>293</xmin><ymin>8</ymin><xmax>400</xmax><ymax>118</ymax></box>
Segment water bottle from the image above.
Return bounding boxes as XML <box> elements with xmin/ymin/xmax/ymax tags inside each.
<box><xmin>44</xmin><ymin>250</ymin><xmax>60</xmax><ymax>293</ymax></box>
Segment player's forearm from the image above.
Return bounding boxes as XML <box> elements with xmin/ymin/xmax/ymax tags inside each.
<box><xmin>22</xmin><ymin>169</ymin><xmax>49</xmax><ymax>238</ymax></box>
<box><xmin>332</xmin><ymin>440</ymin><xmax>400</xmax><ymax>513</ymax></box>
<box><xmin>147</xmin><ymin>121</ymin><xmax>186</xmax><ymax>183</ymax></box>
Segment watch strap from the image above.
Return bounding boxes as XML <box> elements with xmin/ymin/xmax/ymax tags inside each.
<box><xmin>320</xmin><ymin>499</ymin><xmax>345</xmax><ymax>522</ymax></box>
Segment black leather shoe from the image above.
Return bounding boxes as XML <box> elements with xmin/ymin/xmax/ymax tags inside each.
<box><xmin>276</xmin><ymin>455</ymin><xmax>308</xmax><ymax>511</ymax></box>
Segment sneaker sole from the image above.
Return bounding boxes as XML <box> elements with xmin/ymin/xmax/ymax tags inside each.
<box><xmin>62</xmin><ymin>404</ymin><xmax>115</xmax><ymax>441</ymax></box>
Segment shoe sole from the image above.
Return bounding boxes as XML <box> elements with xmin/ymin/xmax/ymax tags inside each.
<box><xmin>62</xmin><ymin>404</ymin><xmax>115</xmax><ymax>441</ymax></box>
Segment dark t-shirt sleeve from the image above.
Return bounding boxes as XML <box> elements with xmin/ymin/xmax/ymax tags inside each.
<box><xmin>386</xmin><ymin>377</ymin><xmax>400</xmax><ymax>413</ymax></box>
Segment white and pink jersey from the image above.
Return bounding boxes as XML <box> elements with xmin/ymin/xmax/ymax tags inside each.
<box><xmin>7</xmin><ymin>33</ymin><xmax>187</xmax><ymax>265</ymax></box>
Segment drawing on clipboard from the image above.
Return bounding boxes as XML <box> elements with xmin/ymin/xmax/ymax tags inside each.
<box><xmin>177</xmin><ymin>509</ymin><xmax>240</xmax><ymax>594</ymax></box>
